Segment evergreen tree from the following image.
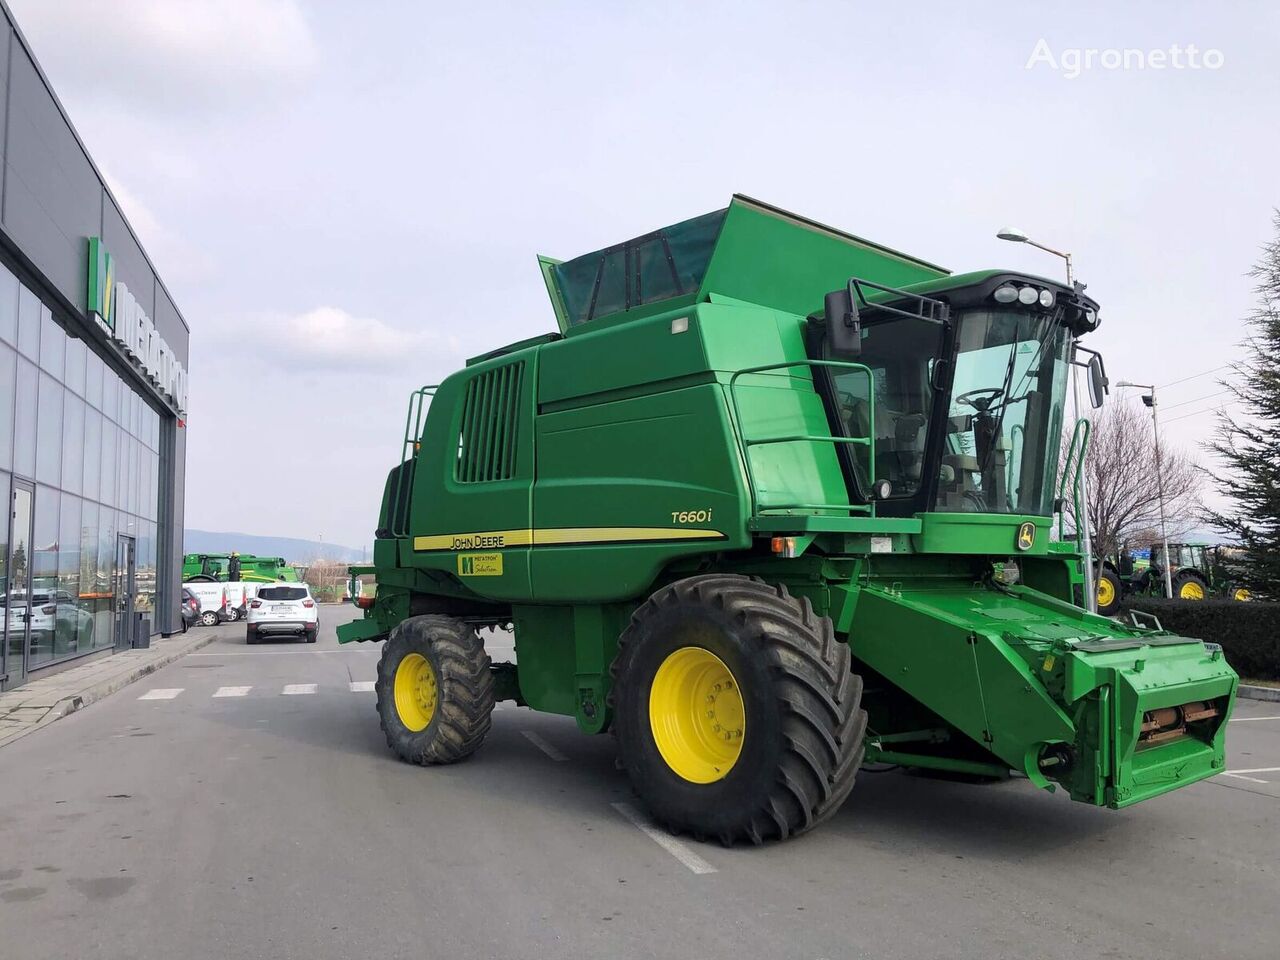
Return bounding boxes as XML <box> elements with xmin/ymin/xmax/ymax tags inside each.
<box><xmin>1203</xmin><ymin>212</ymin><xmax>1280</xmax><ymax>593</ymax></box>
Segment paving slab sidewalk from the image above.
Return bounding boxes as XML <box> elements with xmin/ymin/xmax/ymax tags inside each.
<box><xmin>0</xmin><ymin>630</ymin><xmax>217</xmax><ymax>748</ymax></box>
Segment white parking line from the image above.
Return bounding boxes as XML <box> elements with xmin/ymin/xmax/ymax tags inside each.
<box><xmin>1225</xmin><ymin>766</ymin><xmax>1280</xmax><ymax>775</ymax></box>
<box><xmin>1221</xmin><ymin>772</ymin><xmax>1270</xmax><ymax>784</ymax></box>
<box><xmin>610</xmin><ymin>802</ymin><xmax>717</xmax><ymax>875</ymax></box>
<box><xmin>213</xmin><ymin>686</ymin><xmax>252</xmax><ymax>698</ymax></box>
<box><xmin>1229</xmin><ymin>716</ymin><xmax>1280</xmax><ymax>722</ymax></box>
<box><xmin>521</xmin><ymin>730</ymin><xmax>568</xmax><ymax>762</ymax></box>
<box><xmin>349</xmin><ymin>681</ymin><xmax>375</xmax><ymax>693</ymax></box>
<box><xmin>137</xmin><ymin>688</ymin><xmax>183</xmax><ymax>700</ymax></box>
<box><xmin>281</xmin><ymin>684</ymin><xmax>318</xmax><ymax>695</ymax></box>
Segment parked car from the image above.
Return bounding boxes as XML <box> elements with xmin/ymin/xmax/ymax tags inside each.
<box><xmin>246</xmin><ymin>583</ymin><xmax>318</xmax><ymax>644</ymax></box>
<box><xmin>184</xmin><ymin>581</ymin><xmax>229</xmax><ymax>626</ymax></box>
<box><xmin>180</xmin><ymin>587</ymin><xmax>201</xmax><ymax>630</ymax></box>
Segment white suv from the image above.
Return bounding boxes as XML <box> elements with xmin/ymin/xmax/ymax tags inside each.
<box><xmin>245</xmin><ymin>584</ymin><xmax>319</xmax><ymax>644</ymax></box>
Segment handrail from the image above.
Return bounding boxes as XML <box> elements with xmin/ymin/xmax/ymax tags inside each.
<box><xmin>728</xmin><ymin>359</ymin><xmax>875</xmax><ymax>518</ymax></box>
<box><xmin>389</xmin><ymin>385</ymin><xmax>438</xmax><ymax>538</ymax></box>
<box><xmin>1056</xmin><ymin>416</ymin><xmax>1091</xmax><ymax>545</ymax></box>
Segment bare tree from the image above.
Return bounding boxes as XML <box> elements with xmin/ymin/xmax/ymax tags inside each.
<box><xmin>1060</xmin><ymin>401</ymin><xmax>1204</xmax><ymax>559</ymax></box>
<box><xmin>303</xmin><ymin>559</ymin><xmax>349</xmax><ymax>602</ymax></box>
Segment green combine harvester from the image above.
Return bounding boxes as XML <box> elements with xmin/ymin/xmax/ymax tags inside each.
<box><xmin>182</xmin><ymin>553</ymin><xmax>300</xmax><ymax>584</ymax></box>
<box><xmin>339</xmin><ymin>196</ymin><xmax>1236</xmax><ymax>843</ymax></box>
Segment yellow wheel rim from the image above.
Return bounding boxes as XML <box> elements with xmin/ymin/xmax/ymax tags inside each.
<box><xmin>1234</xmin><ymin>588</ymin><xmax>1251</xmax><ymax>602</ymax></box>
<box><xmin>393</xmin><ymin>653</ymin><xmax>438</xmax><ymax>732</ymax></box>
<box><xmin>1097</xmin><ymin>577</ymin><xmax>1115</xmax><ymax>608</ymax></box>
<box><xmin>1179</xmin><ymin>581</ymin><xmax>1205</xmax><ymax>600</ymax></box>
<box><xmin>649</xmin><ymin>646</ymin><xmax>745</xmax><ymax>784</ymax></box>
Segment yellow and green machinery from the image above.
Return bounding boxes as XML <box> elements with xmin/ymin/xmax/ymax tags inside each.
<box><xmin>182</xmin><ymin>552</ymin><xmax>300</xmax><ymax>584</ymax></box>
<box><xmin>340</xmin><ymin>197</ymin><xmax>1236</xmax><ymax>843</ymax></box>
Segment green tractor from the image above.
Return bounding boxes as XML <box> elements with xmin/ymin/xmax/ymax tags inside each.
<box><xmin>182</xmin><ymin>552</ymin><xmax>300</xmax><ymax>584</ymax></box>
<box><xmin>1095</xmin><ymin>542</ymin><xmax>1251</xmax><ymax>615</ymax></box>
<box><xmin>339</xmin><ymin>197</ymin><xmax>1236</xmax><ymax>843</ymax></box>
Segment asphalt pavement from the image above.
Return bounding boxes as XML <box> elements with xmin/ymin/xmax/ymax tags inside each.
<box><xmin>1</xmin><ymin>606</ymin><xmax>1277</xmax><ymax>960</ymax></box>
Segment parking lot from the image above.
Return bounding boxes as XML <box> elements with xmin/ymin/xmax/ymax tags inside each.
<box><xmin>1</xmin><ymin>606</ymin><xmax>1277</xmax><ymax>960</ymax></box>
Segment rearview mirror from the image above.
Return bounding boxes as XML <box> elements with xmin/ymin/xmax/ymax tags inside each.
<box><xmin>1087</xmin><ymin>353</ymin><xmax>1108</xmax><ymax>409</ymax></box>
<box><xmin>824</xmin><ymin>288</ymin><xmax>861</xmax><ymax>357</ymax></box>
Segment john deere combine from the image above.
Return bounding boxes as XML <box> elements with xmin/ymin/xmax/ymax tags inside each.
<box><xmin>339</xmin><ymin>196</ymin><xmax>1236</xmax><ymax>843</ymax></box>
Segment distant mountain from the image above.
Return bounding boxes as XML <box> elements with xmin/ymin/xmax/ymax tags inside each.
<box><xmin>183</xmin><ymin>530</ymin><xmax>366</xmax><ymax>564</ymax></box>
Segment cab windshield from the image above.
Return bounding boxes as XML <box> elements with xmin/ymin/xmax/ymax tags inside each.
<box><xmin>829</xmin><ymin>305</ymin><xmax>1070</xmax><ymax>516</ymax></box>
<box><xmin>938</xmin><ymin>308</ymin><xmax>1069</xmax><ymax>514</ymax></box>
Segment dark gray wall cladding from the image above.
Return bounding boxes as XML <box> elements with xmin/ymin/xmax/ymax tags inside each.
<box><xmin>153</xmin><ymin>282</ymin><xmax>188</xmax><ymax>365</ymax></box>
<box><xmin>2</xmin><ymin>44</ymin><xmax>102</xmax><ymax>314</ymax></box>
<box><xmin>0</xmin><ymin>22</ymin><xmax>10</xmax><ymax>170</ymax></box>
<box><xmin>102</xmin><ymin>193</ymin><xmax>155</xmax><ymax>321</ymax></box>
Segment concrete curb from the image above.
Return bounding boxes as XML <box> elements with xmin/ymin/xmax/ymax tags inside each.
<box><xmin>0</xmin><ymin>632</ymin><xmax>217</xmax><ymax>750</ymax></box>
<box><xmin>1239</xmin><ymin>684</ymin><xmax>1280</xmax><ymax>703</ymax></box>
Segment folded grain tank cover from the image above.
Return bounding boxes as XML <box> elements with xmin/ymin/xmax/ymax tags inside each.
<box><xmin>538</xmin><ymin>194</ymin><xmax>949</xmax><ymax>334</ymax></box>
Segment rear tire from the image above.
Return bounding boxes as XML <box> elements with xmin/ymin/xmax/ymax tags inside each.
<box><xmin>376</xmin><ymin>615</ymin><xmax>495</xmax><ymax>765</ymax></box>
<box><xmin>199</xmin><ymin>610</ymin><xmax>218</xmax><ymax>627</ymax></box>
<box><xmin>245</xmin><ymin>628</ymin><xmax>257</xmax><ymax>645</ymax></box>
<box><xmin>1095</xmin><ymin>568</ymin><xmax>1122</xmax><ymax>616</ymax></box>
<box><xmin>305</xmin><ymin>627</ymin><xmax>318</xmax><ymax>643</ymax></box>
<box><xmin>1173</xmin><ymin>571</ymin><xmax>1208</xmax><ymax>601</ymax></box>
<box><xmin>225</xmin><ymin>607</ymin><xmax>240</xmax><ymax>623</ymax></box>
<box><xmin>612</xmin><ymin>575</ymin><xmax>866</xmax><ymax>845</ymax></box>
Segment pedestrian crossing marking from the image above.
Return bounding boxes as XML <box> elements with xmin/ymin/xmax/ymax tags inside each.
<box><xmin>213</xmin><ymin>686</ymin><xmax>252</xmax><ymax>698</ymax></box>
<box><xmin>349</xmin><ymin>681</ymin><xmax>375</xmax><ymax>692</ymax></box>
<box><xmin>138</xmin><ymin>688</ymin><xmax>184</xmax><ymax>700</ymax></box>
<box><xmin>281</xmin><ymin>683</ymin><xmax>318</xmax><ymax>695</ymax></box>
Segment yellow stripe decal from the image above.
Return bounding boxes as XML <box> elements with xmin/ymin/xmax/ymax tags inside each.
<box><xmin>413</xmin><ymin>527</ymin><xmax>724</xmax><ymax>552</ymax></box>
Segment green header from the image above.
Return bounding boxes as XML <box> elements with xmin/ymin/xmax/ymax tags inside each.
<box><xmin>86</xmin><ymin>236</ymin><xmax>115</xmax><ymax>331</ymax></box>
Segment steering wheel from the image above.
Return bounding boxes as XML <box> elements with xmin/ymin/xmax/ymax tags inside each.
<box><xmin>955</xmin><ymin>388</ymin><xmax>1005</xmax><ymax>412</ymax></box>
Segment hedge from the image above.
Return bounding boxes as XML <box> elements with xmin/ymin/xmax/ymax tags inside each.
<box><xmin>1125</xmin><ymin>598</ymin><xmax>1280</xmax><ymax>681</ymax></box>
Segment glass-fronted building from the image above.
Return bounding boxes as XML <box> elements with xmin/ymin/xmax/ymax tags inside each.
<box><xmin>0</xmin><ymin>1</ymin><xmax>188</xmax><ymax>691</ymax></box>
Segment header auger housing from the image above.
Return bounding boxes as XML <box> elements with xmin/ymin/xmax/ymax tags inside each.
<box><xmin>340</xmin><ymin>196</ymin><xmax>1236</xmax><ymax>843</ymax></box>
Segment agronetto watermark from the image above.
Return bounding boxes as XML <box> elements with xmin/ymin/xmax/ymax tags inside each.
<box><xmin>1026</xmin><ymin>39</ymin><xmax>1224</xmax><ymax>79</ymax></box>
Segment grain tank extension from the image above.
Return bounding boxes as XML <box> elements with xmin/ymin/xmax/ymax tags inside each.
<box><xmin>339</xmin><ymin>196</ymin><xmax>1236</xmax><ymax>843</ymax></box>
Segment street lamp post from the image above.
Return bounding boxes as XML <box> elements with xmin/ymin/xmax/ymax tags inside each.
<box><xmin>1116</xmin><ymin>381</ymin><xmax>1173</xmax><ymax>599</ymax></box>
<box><xmin>997</xmin><ymin>227</ymin><xmax>1093</xmax><ymax>609</ymax></box>
<box><xmin>996</xmin><ymin>226</ymin><xmax>1074</xmax><ymax>286</ymax></box>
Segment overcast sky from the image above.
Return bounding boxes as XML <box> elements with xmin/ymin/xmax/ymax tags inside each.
<box><xmin>9</xmin><ymin>0</ymin><xmax>1278</xmax><ymax>549</ymax></box>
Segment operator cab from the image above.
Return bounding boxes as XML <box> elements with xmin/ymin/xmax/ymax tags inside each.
<box><xmin>817</xmin><ymin>271</ymin><xmax>1103</xmax><ymax>519</ymax></box>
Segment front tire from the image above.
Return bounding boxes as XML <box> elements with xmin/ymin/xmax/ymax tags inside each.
<box><xmin>376</xmin><ymin>615</ymin><xmax>495</xmax><ymax>765</ymax></box>
<box><xmin>612</xmin><ymin>575</ymin><xmax>866</xmax><ymax>845</ymax></box>
<box><xmin>1096</xmin><ymin>568</ymin><xmax>1122</xmax><ymax>616</ymax></box>
<box><xmin>199</xmin><ymin>610</ymin><xmax>218</xmax><ymax>627</ymax></box>
<box><xmin>1173</xmin><ymin>571</ymin><xmax>1208</xmax><ymax>600</ymax></box>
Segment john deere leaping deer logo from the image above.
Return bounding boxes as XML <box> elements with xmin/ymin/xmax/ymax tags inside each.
<box><xmin>1016</xmin><ymin>522</ymin><xmax>1036</xmax><ymax>552</ymax></box>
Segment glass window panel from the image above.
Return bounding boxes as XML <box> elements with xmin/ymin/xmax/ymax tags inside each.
<box><xmin>35</xmin><ymin>373</ymin><xmax>63</xmax><ymax>486</ymax></box>
<box><xmin>82</xmin><ymin>407</ymin><xmax>102</xmax><ymax>501</ymax></box>
<box><xmin>101</xmin><ymin>369</ymin><xmax>118</xmax><ymax>423</ymax></box>
<box><xmin>62</xmin><ymin>394</ymin><xmax>85</xmax><ymax>495</ymax></box>
<box><xmin>0</xmin><ymin>265</ymin><xmax>17</xmax><ymax>345</ymax></box>
<box><xmin>0</xmin><ymin>343</ymin><xmax>14</xmax><ymax>471</ymax></box>
<box><xmin>153</xmin><ymin>409</ymin><xmax>161</xmax><ymax>451</ymax></box>
<box><xmin>85</xmin><ymin>348</ymin><xmax>103</xmax><ymax>411</ymax></box>
<box><xmin>16</xmin><ymin>284</ymin><xmax>39</xmax><ymax>360</ymax></box>
<box><xmin>0</xmin><ymin>469</ymin><xmax>9</xmax><ymax>655</ymax></box>
<box><xmin>129</xmin><ymin>437</ymin><xmax>141</xmax><ymax>516</ymax></box>
<box><xmin>56</xmin><ymin>493</ymin><xmax>83</xmax><ymax>659</ymax></box>
<box><xmin>146</xmin><ymin>448</ymin><xmax>159</xmax><ymax>521</ymax></box>
<box><xmin>38</xmin><ymin>306</ymin><xmax>64</xmax><ymax>380</ymax></box>
<box><xmin>116</xmin><ymin>429</ymin><xmax>130</xmax><ymax>510</ymax></box>
<box><xmin>132</xmin><ymin>393</ymin><xmax>142</xmax><ymax>439</ymax></box>
<box><xmin>79</xmin><ymin>500</ymin><xmax>108</xmax><ymax>650</ymax></box>
<box><xmin>64</xmin><ymin>336</ymin><xmax>86</xmax><ymax>397</ymax></box>
<box><xmin>99</xmin><ymin>419</ymin><xmax>117</xmax><ymax>507</ymax></box>
<box><xmin>96</xmin><ymin>508</ymin><xmax>116</xmax><ymax>646</ymax></box>
<box><xmin>28</xmin><ymin>484</ymin><xmax>59</xmax><ymax>667</ymax></box>
<box><xmin>137</xmin><ymin>521</ymin><xmax>156</xmax><ymax>629</ymax></box>
<box><xmin>14</xmin><ymin>359</ymin><xmax>37</xmax><ymax>477</ymax></box>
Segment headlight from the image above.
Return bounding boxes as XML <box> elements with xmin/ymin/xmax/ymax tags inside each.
<box><xmin>1018</xmin><ymin>286</ymin><xmax>1038</xmax><ymax>305</ymax></box>
<box><xmin>994</xmin><ymin>284</ymin><xmax>1018</xmax><ymax>304</ymax></box>
<box><xmin>1038</xmin><ymin>289</ymin><xmax>1055</xmax><ymax>308</ymax></box>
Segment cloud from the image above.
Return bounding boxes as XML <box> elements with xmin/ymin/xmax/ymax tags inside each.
<box><xmin>237</xmin><ymin>306</ymin><xmax>461</xmax><ymax>372</ymax></box>
<box><xmin>7</xmin><ymin>0</ymin><xmax>318</xmax><ymax>113</ymax></box>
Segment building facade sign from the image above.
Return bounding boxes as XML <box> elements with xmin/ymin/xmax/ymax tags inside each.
<box><xmin>86</xmin><ymin>236</ymin><xmax>188</xmax><ymax>414</ymax></box>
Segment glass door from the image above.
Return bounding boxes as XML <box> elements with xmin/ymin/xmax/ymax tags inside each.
<box><xmin>113</xmin><ymin>535</ymin><xmax>136</xmax><ymax>651</ymax></box>
<box><xmin>3</xmin><ymin>481</ymin><xmax>35</xmax><ymax>689</ymax></box>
